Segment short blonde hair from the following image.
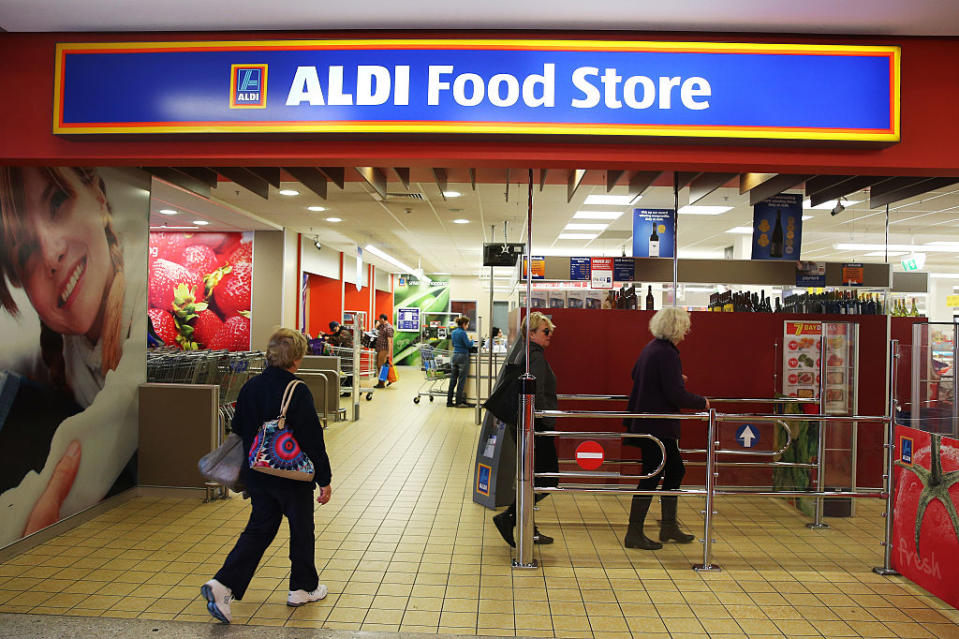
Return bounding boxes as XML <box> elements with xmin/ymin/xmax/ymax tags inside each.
<box><xmin>649</xmin><ymin>307</ymin><xmax>691</xmax><ymax>343</ymax></box>
<box><xmin>265</xmin><ymin>328</ymin><xmax>308</xmax><ymax>369</ymax></box>
<box><xmin>522</xmin><ymin>311</ymin><xmax>556</xmax><ymax>336</ymax></box>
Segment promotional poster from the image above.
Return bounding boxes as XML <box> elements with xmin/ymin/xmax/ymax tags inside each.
<box><xmin>892</xmin><ymin>426</ymin><xmax>959</xmax><ymax>609</ymax></box>
<box><xmin>147</xmin><ymin>231</ymin><xmax>253</xmax><ymax>351</ymax></box>
<box><xmin>632</xmin><ymin>209</ymin><xmax>675</xmax><ymax>258</ymax></box>
<box><xmin>392</xmin><ymin>275</ymin><xmax>450</xmax><ymax>366</ymax></box>
<box><xmin>751</xmin><ymin>193</ymin><xmax>803</xmax><ymax>260</ymax></box>
<box><xmin>0</xmin><ymin>167</ymin><xmax>149</xmax><ymax>545</ymax></box>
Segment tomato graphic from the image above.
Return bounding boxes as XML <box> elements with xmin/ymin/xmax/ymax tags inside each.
<box><xmin>788</xmin><ymin>374</ymin><xmax>798</xmax><ymax>384</ymax></box>
<box><xmin>892</xmin><ymin>433</ymin><xmax>959</xmax><ymax>609</ymax></box>
<box><xmin>788</xmin><ymin>358</ymin><xmax>799</xmax><ymax>367</ymax></box>
<box><xmin>788</xmin><ymin>340</ymin><xmax>799</xmax><ymax>351</ymax></box>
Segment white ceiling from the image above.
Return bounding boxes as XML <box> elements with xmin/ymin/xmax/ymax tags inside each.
<box><xmin>148</xmin><ymin>172</ymin><xmax>959</xmax><ymax>278</ymax></box>
<box><xmin>3</xmin><ymin>0</ymin><xmax>959</xmax><ymax>35</ymax></box>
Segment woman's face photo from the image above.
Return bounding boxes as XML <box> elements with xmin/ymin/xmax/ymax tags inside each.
<box><xmin>17</xmin><ymin>168</ymin><xmax>114</xmax><ymax>340</ymax></box>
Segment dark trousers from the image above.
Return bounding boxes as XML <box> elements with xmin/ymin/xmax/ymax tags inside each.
<box><xmin>505</xmin><ymin>434</ymin><xmax>559</xmax><ymax>517</ymax></box>
<box><xmin>214</xmin><ymin>481</ymin><xmax>318</xmax><ymax>600</ymax></box>
<box><xmin>447</xmin><ymin>352</ymin><xmax>470</xmax><ymax>404</ymax></box>
<box><xmin>635</xmin><ymin>436</ymin><xmax>685</xmax><ymax>491</ymax></box>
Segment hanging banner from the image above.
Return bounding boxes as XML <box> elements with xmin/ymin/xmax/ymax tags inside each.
<box><xmin>842</xmin><ymin>263</ymin><xmax>865</xmax><ymax>286</ymax></box>
<box><xmin>613</xmin><ymin>257</ymin><xmax>635</xmax><ymax>282</ymax></box>
<box><xmin>892</xmin><ymin>426</ymin><xmax>959</xmax><ymax>610</ymax></box>
<box><xmin>632</xmin><ymin>209</ymin><xmax>675</xmax><ymax>258</ymax></box>
<box><xmin>54</xmin><ymin>39</ymin><xmax>899</xmax><ymax>142</ymax></box>
<box><xmin>590</xmin><ymin>257</ymin><xmax>614</xmax><ymax>289</ymax></box>
<box><xmin>569</xmin><ymin>257</ymin><xmax>591</xmax><ymax>281</ymax></box>
<box><xmin>523</xmin><ymin>256</ymin><xmax>546</xmax><ymax>280</ymax></box>
<box><xmin>796</xmin><ymin>261</ymin><xmax>826</xmax><ymax>287</ymax></box>
<box><xmin>751</xmin><ymin>193</ymin><xmax>803</xmax><ymax>261</ymax></box>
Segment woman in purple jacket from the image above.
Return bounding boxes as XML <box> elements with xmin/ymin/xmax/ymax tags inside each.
<box><xmin>623</xmin><ymin>307</ymin><xmax>709</xmax><ymax>550</ymax></box>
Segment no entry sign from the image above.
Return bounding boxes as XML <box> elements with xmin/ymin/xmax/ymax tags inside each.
<box><xmin>575</xmin><ymin>441</ymin><xmax>605</xmax><ymax>470</ymax></box>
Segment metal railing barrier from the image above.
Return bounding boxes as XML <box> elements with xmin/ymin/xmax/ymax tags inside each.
<box><xmin>511</xmin><ymin>344</ymin><xmax>899</xmax><ymax>575</ymax></box>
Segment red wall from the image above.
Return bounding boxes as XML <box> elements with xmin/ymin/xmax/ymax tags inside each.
<box><xmin>534</xmin><ymin>309</ymin><xmax>919</xmax><ymax>489</ymax></box>
<box><xmin>2</xmin><ymin>31</ymin><xmax>959</xmax><ymax>175</ymax></box>
<box><xmin>375</xmin><ymin>289</ymin><xmax>393</xmax><ymax>326</ymax></box>
<box><xmin>344</xmin><ymin>281</ymin><xmax>370</xmax><ymax>330</ymax></box>
<box><xmin>307</xmin><ymin>274</ymin><xmax>341</xmax><ymax>337</ymax></box>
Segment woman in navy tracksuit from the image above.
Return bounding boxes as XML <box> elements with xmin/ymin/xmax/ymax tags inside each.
<box><xmin>623</xmin><ymin>307</ymin><xmax>708</xmax><ymax>550</ymax></box>
<box><xmin>202</xmin><ymin>328</ymin><xmax>332</xmax><ymax>623</ymax></box>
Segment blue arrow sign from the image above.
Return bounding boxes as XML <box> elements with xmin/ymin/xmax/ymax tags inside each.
<box><xmin>736</xmin><ymin>424</ymin><xmax>759</xmax><ymax>448</ymax></box>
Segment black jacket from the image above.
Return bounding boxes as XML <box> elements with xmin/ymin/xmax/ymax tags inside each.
<box><xmin>624</xmin><ymin>338</ymin><xmax>706</xmax><ymax>441</ymax></box>
<box><xmin>232</xmin><ymin>366</ymin><xmax>332</xmax><ymax>488</ymax></box>
<box><xmin>508</xmin><ymin>341</ymin><xmax>558</xmax><ymax>431</ymax></box>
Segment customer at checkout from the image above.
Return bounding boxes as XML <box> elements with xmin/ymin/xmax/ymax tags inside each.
<box><xmin>447</xmin><ymin>316</ymin><xmax>475</xmax><ymax>407</ymax></box>
<box><xmin>623</xmin><ymin>307</ymin><xmax>708</xmax><ymax>550</ymax></box>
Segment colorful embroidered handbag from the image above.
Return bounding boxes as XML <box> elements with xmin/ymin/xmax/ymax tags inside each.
<box><xmin>248</xmin><ymin>380</ymin><xmax>315</xmax><ymax>481</ymax></box>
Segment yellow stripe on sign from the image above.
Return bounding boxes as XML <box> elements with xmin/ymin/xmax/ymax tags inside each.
<box><xmin>947</xmin><ymin>295</ymin><xmax>959</xmax><ymax>307</ymax></box>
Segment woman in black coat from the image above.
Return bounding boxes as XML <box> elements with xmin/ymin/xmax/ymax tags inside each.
<box><xmin>202</xmin><ymin>328</ymin><xmax>333</xmax><ymax>623</ymax></box>
<box><xmin>623</xmin><ymin>307</ymin><xmax>708</xmax><ymax>550</ymax></box>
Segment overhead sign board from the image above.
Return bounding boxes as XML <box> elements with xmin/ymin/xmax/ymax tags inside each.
<box><xmin>54</xmin><ymin>39</ymin><xmax>900</xmax><ymax>141</ymax></box>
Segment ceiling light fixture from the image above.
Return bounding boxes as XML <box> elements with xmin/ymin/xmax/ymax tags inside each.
<box><xmin>834</xmin><ymin>243</ymin><xmax>959</xmax><ymax>253</ymax></box>
<box><xmin>557</xmin><ymin>233</ymin><xmax>599</xmax><ymax>240</ymax></box>
<box><xmin>452</xmin><ymin>219</ymin><xmax>469</xmax><ymax>224</ymax></box>
<box><xmin>364</xmin><ymin>244</ymin><xmax>428</xmax><ymax>282</ymax></box>
<box><xmin>584</xmin><ymin>194</ymin><xmax>637</xmax><ymax>206</ymax></box>
<box><xmin>193</xmin><ymin>220</ymin><xmax>210</xmax><ymax>226</ymax></box>
<box><xmin>725</xmin><ymin>226</ymin><xmax>754</xmax><ymax>234</ymax></box>
<box><xmin>678</xmin><ymin>205</ymin><xmax>733</xmax><ymax>215</ymax></box>
<box><xmin>802</xmin><ymin>215</ymin><xmax>813</xmax><ymax>221</ymax></box>
<box><xmin>308</xmin><ymin>205</ymin><xmax>327</xmax><ymax>212</ymax></box>
<box><xmin>149</xmin><ymin>225</ymin><xmax>199</xmax><ymax>230</ymax></box>
<box><xmin>325</xmin><ymin>217</ymin><xmax>342</xmax><ymax>223</ymax></box>
<box><xmin>158</xmin><ymin>209</ymin><xmax>178</xmax><ymax>215</ymax></box>
<box><xmin>573</xmin><ymin>210</ymin><xmax>624</xmax><ymax>220</ymax></box>
<box><xmin>278</xmin><ymin>188</ymin><xmax>300</xmax><ymax>196</ymax></box>
<box><xmin>864</xmin><ymin>250</ymin><xmax>908</xmax><ymax>257</ymax></box>
<box><xmin>443</xmin><ymin>191</ymin><xmax>462</xmax><ymax>198</ymax></box>
<box><xmin>564</xmin><ymin>223</ymin><xmax>608</xmax><ymax>230</ymax></box>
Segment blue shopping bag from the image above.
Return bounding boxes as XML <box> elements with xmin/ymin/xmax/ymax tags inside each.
<box><xmin>379</xmin><ymin>363</ymin><xmax>390</xmax><ymax>382</ymax></box>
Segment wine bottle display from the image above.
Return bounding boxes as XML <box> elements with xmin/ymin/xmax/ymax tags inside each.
<box><xmin>648</xmin><ymin>224</ymin><xmax>659</xmax><ymax>257</ymax></box>
<box><xmin>645</xmin><ymin>285</ymin><xmax>655</xmax><ymax>310</ymax></box>
<box><xmin>770</xmin><ymin>210</ymin><xmax>784</xmax><ymax>258</ymax></box>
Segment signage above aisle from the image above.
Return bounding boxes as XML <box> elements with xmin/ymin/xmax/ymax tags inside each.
<box><xmin>633</xmin><ymin>209</ymin><xmax>675</xmax><ymax>258</ymax></box>
<box><xmin>751</xmin><ymin>193</ymin><xmax>803</xmax><ymax>261</ymax></box>
<box><xmin>54</xmin><ymin>39</ymin><xmax>899</xmax><ymax>141</ymax></box>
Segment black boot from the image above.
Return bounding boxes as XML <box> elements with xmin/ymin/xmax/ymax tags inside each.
<box><xmin>624</xmin><ymin>496</ymin><xmax>662</xmax><ymax>550</ymax></box>
<box><xmin>659</xmin><ymin>496</ymin><xmax>695</xmax><ymax>543</ymax></box>
<box><xmin>492</xmin><ymin>510</ymin><xmax>515</xmax><ymax>548</ymax></box>
<box><xmin>533</xmin><ymin>526</ymin><xmax>553</xmax><ymax>545</ymax></box>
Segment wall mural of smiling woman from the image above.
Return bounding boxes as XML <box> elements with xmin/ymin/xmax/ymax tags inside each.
<box><xmin>0</xmin><ymin>166</ymin><xmax>149</xmax><ymax>545</ymax></box>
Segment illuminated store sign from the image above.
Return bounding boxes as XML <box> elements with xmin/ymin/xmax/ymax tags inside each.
<box><xmin>54</xmin><ymin>39</ymin><xmax>900</xmax><ymax>141</ymax></box>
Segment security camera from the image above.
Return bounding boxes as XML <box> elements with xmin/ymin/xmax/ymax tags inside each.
<box><xmin>830</xmin><ymin>197</ymin><xmax>846</xmax><ymax>217</ymax></box>
<box><xmin>313</xmin><ymin>239</ymin><xmax>322</xmax><ymax>250</ymax></box>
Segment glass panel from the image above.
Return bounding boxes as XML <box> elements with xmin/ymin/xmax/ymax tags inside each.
<box><xmin>906</xmin><ymin>322</ymin><xmax>959</xmax><ymax>438</ymax></box>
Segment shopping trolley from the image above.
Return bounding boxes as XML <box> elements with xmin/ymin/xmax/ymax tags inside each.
<box><xmin>328</xmin><ymin>344</ymin><xmax>378</xmax><ymax>401</ymax></box>
<box><xmin>413</xmin><ymin>343</ymin><xmax>452</xmax><ymax>404</ymax></box>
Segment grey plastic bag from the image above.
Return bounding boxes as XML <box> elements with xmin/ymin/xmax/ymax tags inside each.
<box><xmin>198</xmin><ymin>432</ymin><xmax>245</xmax><ymax>491</ymax></box>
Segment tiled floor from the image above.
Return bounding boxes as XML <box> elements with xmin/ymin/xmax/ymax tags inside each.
<box><xmin>0</xmin><ymin>367</ymin><xmax>958</xmax><ymax>638</ymax></box>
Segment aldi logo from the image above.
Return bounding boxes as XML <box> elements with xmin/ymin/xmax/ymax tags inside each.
<box><xmin>900</xmin><ymin>436</ymin><xmax>913</xmax><ymax>465</ymax></box>
<box><xmin>230</xmin><ymin>64</ymin><xmax>267</xmax><ymax>108</ymax></box>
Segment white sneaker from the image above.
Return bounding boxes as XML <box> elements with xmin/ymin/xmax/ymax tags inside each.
<box><xmin>201</xmin><ymin>578</ymin><xmax>233</xmax><ymax>623</ymax></box>
<box><xmin>287</xmin><ymin>584</ymin><xmax>328</xmax><ymax>607</ymax></box>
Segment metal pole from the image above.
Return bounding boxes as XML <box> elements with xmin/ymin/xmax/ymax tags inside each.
<box><xmin>808</xmin><ymin>322</ymin><xmax>829</xmax><ymax>528</ymax></box>
<box><xmin>488</xmin><ymin>224</ymin><xmax>496</xmax><ymax>399</ymax></box>
<box><xmin>694</xmin><ymin>408</ymin><xmax>720</xmax><ymax>571</ymax></box>
<box><xmin>352</xmin><ymin>311</ymin><xmax>362</xmax><ymax>421</ymax></box>
<box><xmin>672</xmin><ymin>173</ymin><xmax>679</xmax><ymax>307</ymax></box>
<box><xmin>875</xmin><ymin>339</ymin><xmax>901</xmax><ymax>575</ymax></box>
<box><xmin>514</xmin><ymin>168</ymin><xmax>537</xmax><ymax>569</ymax></box>
<box><xmin>475</xmin><ymin>316</ymin><xmax>482</xmax><ymax>425</ymax></box>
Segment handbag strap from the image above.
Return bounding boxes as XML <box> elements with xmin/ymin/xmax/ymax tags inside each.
<box><xmin>277</xmin><ymin>380</ymin><xmax>304</xmax><ymax>429</ymax></box>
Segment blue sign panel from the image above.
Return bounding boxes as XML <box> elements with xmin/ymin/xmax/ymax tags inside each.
<box><xmin>570</xmin><ymin>257</ymin><xmax>591</xmax><ymax>280</ymax></box>
<box><xmin>736</xmin><ymin>424</ymin><xmax>759</xmax><ymax>448</ymax></box>
<box><xmin>54</xmin><ymin>39</ymin><xmax>900</xmax><ymax>141</ymax></box>
<box><xmin>613</xmin><ymin>257</ymin><xmax>635</xmax><ymax>282</ymax></box>
<box><xmin>900</xmin><ymin>436</ymin><xmax>913</xmax><ymax>465</ymax></box>
<box><xmin>633</xmin><ymin>209</ymin><xmax>675</xmax><ymax>258</ymax></box>
<box><xmin>751</xmin><ymin>193</ymin><xmax>803</xmax><ymax>261</ymax></box>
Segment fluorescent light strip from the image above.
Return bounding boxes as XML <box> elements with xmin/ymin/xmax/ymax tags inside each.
<box><xmin>584</xmin><ymin>194</ymin><xmax>637</xmax><ymax>206</ymax></box>
<box><xmin>834</xmin><ymin>243</ymin><xmax>959</xmax><ymax>253</ymax></box>
<box><xmin>804</xmin><ymin>198</ymin><xmax>861</xmax><ymax>210</ymax></box>
<box><xmin>564</xmin><ymin>223</ymin><xmax>608</xmax><ymax>230</ymax></box>
<box><xmin>678</xmin><ymin>205</ymin><xmax>733</xmax><ymax>215</ymax></box>
<box><xmin>725</xmin><ymin>226</ymin><xmax>754</xmax><ymax>234</ymax></box>
<box><xmin>573</xmin><ymin>210</ymin><xmax>624</xmax><ymax>220</ymax></box>
<box><xmin>150</xmin><ymin>225</ymin><xmax>199</xmax><ymax>230</ymax></box>
<box><xmin>557</xmin><ymin>233</ymin><xmax>599</xmax><ymax>240</ymax></box>
<box><xmin>864</xmin><ymin>251</ymin><xmax>908</xmax><ymax>257</ymax></box>
<box><xmin>364</xmin><ymin>244</ymin><xmax>427</xmax><ymax>281</ymax></box>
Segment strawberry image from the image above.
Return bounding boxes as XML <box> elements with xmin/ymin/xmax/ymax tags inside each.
<box><xmin>149</xmin><ymin>258</ymin><xmax>205</xmax><ymax>312</ymax></box>
<box><xmin>209</xmin><ymin>315</ymin><xmax>250</xmax><ymax>351</ymax></box>
<box><xmin>149</xmin><ymin>232</ymin><xmax>192</xmax><ymax>264</ymax></box>
<box><xmin>224</xmin><ymin>241</ymin><xmax>253</xmax><ymax>267</ymax></box>
<box><xmin>148</xmin><ymin>308</ymin><xmax>180</xmax><ymax>348</ymax></box>
<box><xmin>212</xmin><ymin>260</ymin><xmax>252</xmax><ymax>318</ymax></box>
<box><xmin>189</xmin><ymin>309</ymin><xmax>225</xmax><ymax>349</ymax></box>
<box><xmin>180</xmin><ymin>244</ymin><xmax>220</xmax><ymax>278</ymax></box>
<box><xmin>186</xmin><ymin>232</ymin><xmax>240</xmax><ymax>254</ymax></box>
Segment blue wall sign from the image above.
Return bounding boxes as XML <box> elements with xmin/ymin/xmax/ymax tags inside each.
<box><xmin>751</xmin><ymin>193</ymin><xmax>803</xmax><ymax>261</ymax></box>
<box><xmin>54</xmin><ymin>39</ymin><xmax>900</xmax><ymax>141</ymax></box>
<box><xmin>570</xmin><ymin>257</ymin><xmax>591</xmax><ymax>280</ymax></box>
<box><xmin>613</xmin><ymin>257</ymin><xmax>635</xmax><ymax>282</ymax></box>
<box><xmin>633</xmin><ymin>209</ymin><xmax>675</xmax><ymax>258</ymax></box>
<box><xmin>900</xmin><ymin>436</ymin><xmax>913</xmax><ymax>465</ymax></box>
<box><xmin>736</xmin><ymin>424</ymin><xmax>759</xmax><ymax>448</ymax></box>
